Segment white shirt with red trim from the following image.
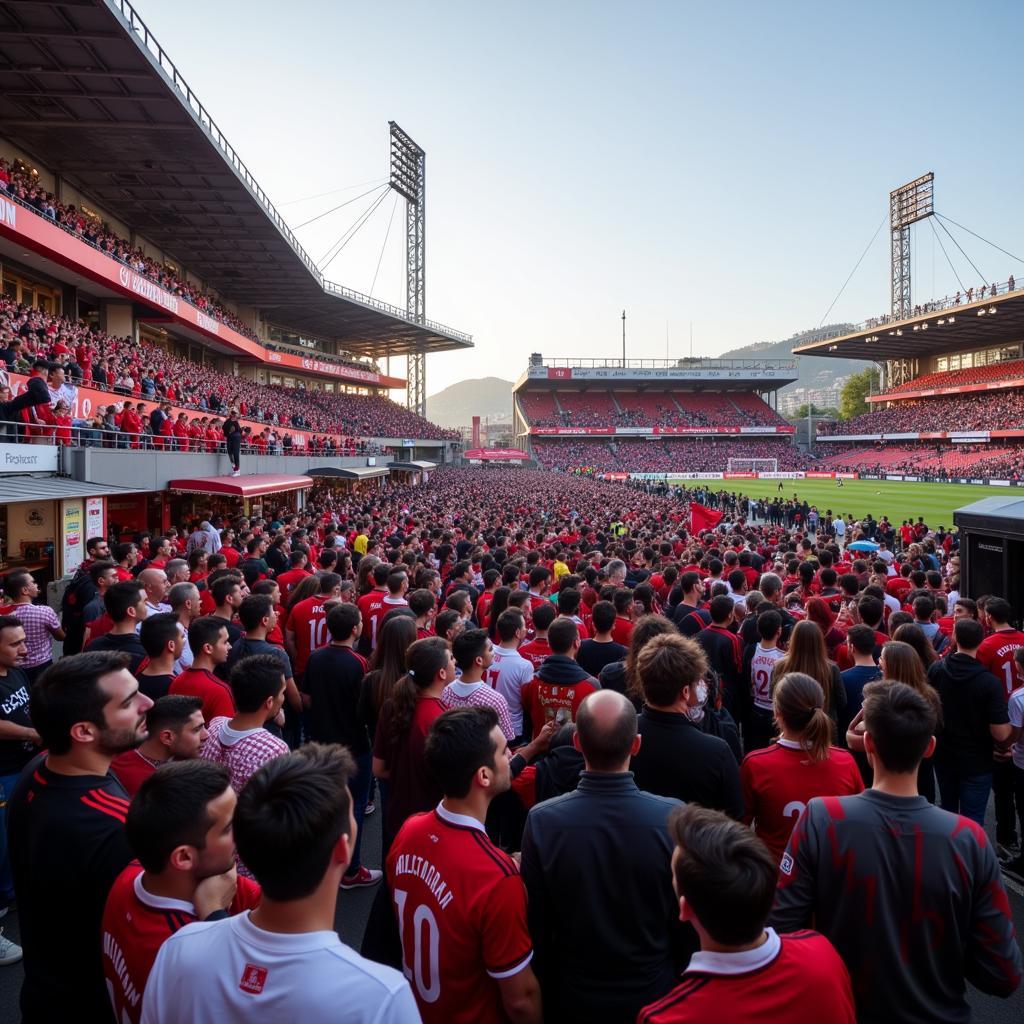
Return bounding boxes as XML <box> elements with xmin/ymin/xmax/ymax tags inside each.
<box><xmin>140</xmin><ymin>911</ymin><xmax>417</xmax><ymax>1024</ymax></box>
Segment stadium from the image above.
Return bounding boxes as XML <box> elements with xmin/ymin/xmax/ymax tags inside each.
<box><xmin>1</xmin><ymin>4</ymin><xmax>1023</xmax><ymax>1024</ymax></box>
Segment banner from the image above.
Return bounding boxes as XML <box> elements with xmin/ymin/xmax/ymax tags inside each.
<box><xmin>463</xmin><ymin>448</ymin><xmax>529</xmax><ymax>460</ymax></box>
<box><xmin>529</xmin><ymin>425</ymin><xmax>796</xmax><ymax>436</ymax></box>
<box><xmin>723</xmin><ymin>472</ymin><xmax>757</xmax><ymax>479</ymax></box>
<box><xmin>531</xmin><ymin>365</ymin><xmax>798</xmax><ymax>382</ymax></box>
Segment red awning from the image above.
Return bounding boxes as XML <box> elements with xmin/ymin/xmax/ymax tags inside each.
<box><xmin>167</xmin><ymin>475</ymin><xmax>313</xmax><ymax>498</ymax></box>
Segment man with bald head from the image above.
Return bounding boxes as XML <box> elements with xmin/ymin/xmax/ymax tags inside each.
<box><xmin>520</xmin><ymin>690</ymin><xmax>690</xmax><ymax>1024</ymax></box>
<box><xmin>139</xmin><ymin>567</ymin><xmax>171</xmax><ymax>616</ymax></box>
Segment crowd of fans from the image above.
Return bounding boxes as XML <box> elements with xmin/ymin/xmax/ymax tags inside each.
<box><xmin>532</xmin><ymin>439</ymin><xmax>810</xmax><ymax>473</ymax></box>
<box><xmin>520</xmin><ymin>390</ymin><xmax>786</xmax><ymax>429</ymax></box>
<box><xmin>879</xmin><ymin>357</ymin><xmax>1024</xmax><ymax>397</ymax></box>
<box><xmin>817</xmin><ymin>443</ymin><xmax>1024</xmax><ymax>480</ymax></box>
<box><xmin>820</xmin><ymin>389</ymin><xmax>1024</xmax><ymax>436</ymax></box>
<box><xmin>861</xmin><ymin>271</ymin><xmax>1019</xmax><ymax>329</ymax></box>
<box><xmin>0</xmin><ymin>466</ymin><xmax>1020</xmax><ymax>1024</ymax></box>
<box><xmin>0</xmin><ymin>296</ymin><xmax>455</xmax><ymax>441</ymax></box>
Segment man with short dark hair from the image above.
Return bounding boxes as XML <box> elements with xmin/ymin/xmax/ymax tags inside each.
<box><xmin>110</xmin><ymin>694</ymin><xmax>207</xmax><ymax>797</ymax></box>
<box><xmin>522</xmin><ymin>690</ymin><xmax>686</xmax><ymax>1022</ymax></box>
<box><xmin>141</xmin><ymin>744</ymin><xmax>417</xmax><ymax>1022</ymax></box>
<box><xmin>8</xmin><ymin>651</ymin><xmax>153</xmax><ymax>1021</ymax></box>
<box><xmin>929</xmin><ymin>617</ymin><xmax>1012</xmax><ymax>827</ymax></box>
<box><xmin>490</xmin><ymin>609</ymin><xmax>534</xmax><ymax>739</ymax></box>
<box><xmin>520</xmin><ymin>617</ymin><xmax>598</xmax><ymax>734</ymax></box>
<box><xmin>577</xmin><ymin>599</ymin><xmax>627</xmax><ymax>678</ymax></box>
<box><xmin>696</xmin><ymin>594</ymin><xmax>744</xmax><ymax>714</ymax></box>
<box><xmin>388</xmin><ymin>707</ymin><xmax>541</xmax><ymax>1024</ymax></box>
<box><xmin>772</xmin><ymin>680</ymin><xmax>1022</xmax><ymax>1021</ymax></box>
<box><xmin>102</xmin><ymin>760</ymin><xmax>259</xmax><ymax>1024</ymax></box>
<box><xmin>443</xmin><ymin>628</ymin><xmax>514</xmax><ymax>740</ymax></box>
<box><xmin>303</xmin><ymin>602</ymin><xmax>379</xmax><ymax>889</ymax></box>
<box><xmin>4</xmin><ymin>568</ymin><xmax>64</xmax><ymax>684</ymax></box>
<box><xmin>87</xmin><ymin>580</ymin><xmax>149</xmax><ymax>673</ymax></box>
<box><xmin>224</xmin><ymin>594</ymin><xmax>300</xmax><ymax>716</ymax></box>
<box><xmin>170</xmin><ymin>617</ymin><xmax>235</xmax><ymax>723</ymax></box>
<box><xmin>638</xmin><ymin>805</ymin><xmax>855</xmax><ymax>1023</ymax></box>
<box><xmin>137</xmin><ymin>612</ymin><xmax>184</xmax><ymax>700</ymax></box>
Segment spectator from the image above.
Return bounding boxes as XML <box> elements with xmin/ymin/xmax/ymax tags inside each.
<box><xmin>521</xmin><ymin>690</ymin><xmax>686</xmax><ymax>1022</ymax></box>
<box><xmin>772</xmin><ymin>680</ymin><xmax>1022</xmax><ymax>1021</ymax></box>
<box><xmin>630</xmin><ymin>633</ymin><xmax>743</xmax><ymax>818</ymax></box>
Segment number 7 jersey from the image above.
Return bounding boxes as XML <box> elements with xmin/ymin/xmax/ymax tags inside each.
<box><xmin>386</xmin><ymin>803</ymin><xmax>534</xmax><ymax>1024</ymax></box>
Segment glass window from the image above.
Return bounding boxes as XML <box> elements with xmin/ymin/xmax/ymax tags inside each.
<box><xmin>936</xmin><ymin>357</ymin><xmax>948</xmax><ymax>372</ymax></box>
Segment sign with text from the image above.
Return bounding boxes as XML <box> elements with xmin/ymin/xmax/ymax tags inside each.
<box><xmin>0</xmin><ymin>442</ymin><xmax>59</xmax><ymax>473</ymax></box>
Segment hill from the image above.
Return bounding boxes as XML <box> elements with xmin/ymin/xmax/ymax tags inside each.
<box><xmin>426</xmin><ymin>376</ymin><xmax>513</xmax><ymax>429</ymax></box>
<box><xmin>717</xmin><ymin>324</ymin><xmax>869</xmax><ymax>394</ymax></box>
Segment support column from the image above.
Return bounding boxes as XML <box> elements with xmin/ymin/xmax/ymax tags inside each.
<box><xmin>99</xmin><ymin>300</ymin><xmax>133</xmax><ymax>338</ymax></box>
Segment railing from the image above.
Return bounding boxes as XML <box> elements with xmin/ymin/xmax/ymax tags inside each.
<box><xmin>105</xmin><ymin>0</ymin><xmax>472</xmax><ymax>346</ymax></box>
<box><xmin>263</xmin><ymin>342</ymin><xmax>382</xmax><ymax>374</ymax></box>
<box><xmin>806</xmin><ymin>274</ymin><xmax>1024</xmax><ymax>340</ymax></box>
<box><xmin>533</xmin><ymin>357</ymin><xmax>799</xmax><ymax>371</ymax></box>
<box><xmin>0</xmin><ymin>419</ymin><xmax>383</xmax><ymax>457</ymax></box>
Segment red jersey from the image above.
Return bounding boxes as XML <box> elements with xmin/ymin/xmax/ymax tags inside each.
<box><xmin>638</xmin><ymin>929</ymin><xmax>855</xmax><ymax>1024</ymax></box>
<box><xmin>476</xmin><ymin>591</ymin><xmax>496</xmax><ymax>630</ymax></box>
<box><xmin>288</xmin><ymin>594</ymin><xmax>330</xmax><ymax>675</ymax></box>
<box><xmin>517</xmin><ymin>637</ymin><xmax>551</xmax><ymax>670</ymax></box>
<box><xmin>740</xmin><ymin>740</ymin><xmax>864</xmax><ymax>860</ymax></box>
<box><xmin>109</xmin><ymin>748</ymin><xmax>162</xmax><ymax>798</ymax></box>
<box><xmin>169</xmin><ymin>667</ymin><xmax>235</xmax><ymax>724</ymax></box>
<box><xmin>386</xmin><ymin>804</ymin><xmax>533</xmax><ymax>1024</ymax></box>
<box><xmin>357</xmin><ymin>587</ymin><xmax>389</xmax><ymax>651</ymax></box>
<box><xmin>977</xmin><ymin>628</ymin><xmax>1024</xmax><ymax>700</ymax></box>
<box><xmin>521</xmin><ymin>673</ymin><xmax>597</xmax><ymax>727</ymax></box>
<box><xmin>102</xmin><ymin>862</ymin><xmax>261</xmax><ymax>1024</ymax></box>
<box><xmin>275</xmin><ymin>566</ymin><xmax>311</xmax><ymax>599</ymax></box>
<box><xmin>611</xmin><ymin>616</ymin><xmax>634</xmax><ymax>646</ymax></box>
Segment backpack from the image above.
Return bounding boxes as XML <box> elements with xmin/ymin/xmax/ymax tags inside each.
<box><xmin>60</xmin><ymin>567</ymin><xmax>95</xmax><ymax>626</ymax></box>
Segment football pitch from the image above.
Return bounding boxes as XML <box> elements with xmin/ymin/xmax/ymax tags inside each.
<box><xmin>734</xmin><ymin>478</ymin><xmax>999</xmax><ymax>529</ymax></box>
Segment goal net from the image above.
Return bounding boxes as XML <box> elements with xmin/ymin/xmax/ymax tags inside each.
<box><xmin>726</xmin><ymin>457</ymin><xmax>777</xmax><ymax>474</ymax></box>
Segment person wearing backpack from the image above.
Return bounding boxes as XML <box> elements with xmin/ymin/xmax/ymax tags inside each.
<box><xmin>59</xmin><ymin>536</ymin><xmax>112</xmax><ymax>654</ymax></box>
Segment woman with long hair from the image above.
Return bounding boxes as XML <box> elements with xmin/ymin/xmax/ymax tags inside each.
<box><xmin>805</xmin><ymin>597</ymin><xmax>847</xmax><ymax>661</ymax></box>
<box><xmin>881</xmin><ymin>640</ymin><xmax>941</xmax><ymax>802</ymax></box>
<box><xmin>771</xmin><ymin>619</ymin><xmax>846</xmax><ymax>723</ymax></box>
<box><xmin>891</xmin><ymin>622</ymin><xmax>938</xmax><ymax>671</ymax></box>
<box><xmin>487</xmin><ymin>586</ymin><xmax>512</xmax><ymax>642</ymax></box>
<box><xmin>285</xmin><ymin>571</ymin><xmax>321</xmax><ymax>612</ymax></box>
<box><xmin>356</xmin><ymin>554</ymin><xmax>381</xmax><ymax>596</ymax></box>
<box><xmin>371</xmin><ymin>635</ymin><xmax>455</xmax><ymax>850</ymax></box>
<box><xmin>360</xmin><ymin>615</ymin><xmax>420</xmax><ymax>742</ymax></box>
<box><xmin>741</xmin><ymin>672</ymin><xmax>863</xmax><ymax>860</ymax></box>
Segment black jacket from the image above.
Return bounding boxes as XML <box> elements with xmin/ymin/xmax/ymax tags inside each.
<box><xmin>536</xmin><ymin>653</ymin><xmax>597</xmax><ymax>688</ymax></box>
<box><xmin>521</xmin><ymin>772</ymin><xmax>692</xmax><ymax>1023</ymax></box>
<box><xmin>632</xmin><ymin>706</ymin><xmax>744</xmax><ymax>819</ymax></box>
<box><xmin>929</xmin><ymin>653</ymin><xmax>1008</xmax><ymax>776</ymax></box>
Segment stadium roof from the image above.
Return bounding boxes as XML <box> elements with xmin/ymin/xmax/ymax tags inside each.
<box><xmin>792</xmin><ymin>287</ymin><xmax>1024</xmax><ymax>362</ymax></box>
<box><xmin>0</xmin><ymin>0</ymin><xmax>472</xmax><ymax>358</ymax></box>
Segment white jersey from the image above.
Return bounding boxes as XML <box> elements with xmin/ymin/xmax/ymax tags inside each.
<box><xmin>1009</xmin><ymin>687</ymin><xmax>1024</xmax><ymax>771</ymax></box>
<box><xmin>749</xmin><ymin>644</ymin><xmax>786</xmax><ymax>711</ymax></box>
<box><xmin>487</xmin><ymin>646</ymin><xmax>534</xmax><ymax>737</ymax></box>
<box><xmin>141</xmin><ymin>912</ymin><xmax>418</xmax><ymax>1024</ymax></box>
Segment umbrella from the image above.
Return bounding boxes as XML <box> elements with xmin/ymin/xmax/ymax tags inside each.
<box><xmin>848</xmin><ymin>540</ymin><xmax>879</xmax><ymax>552</ymax></box>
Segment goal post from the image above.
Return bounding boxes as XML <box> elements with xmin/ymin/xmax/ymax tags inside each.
<box><xmin>726</xmin><ymin>457</ymin><xmax>777</xmax><ymax>474</ymax></box>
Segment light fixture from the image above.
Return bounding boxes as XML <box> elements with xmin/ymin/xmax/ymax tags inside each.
<box><xmin>921</xmin><ymin>323</ymin><xmax>928</xmax><ymax>330</ymax></box>
<box><xmin>937</xmin><ymin>319</ymin><xmax>945</xmax><ymax>325</ymax></box>
<box><xmin>896</xmin><ymin>329</ymin><xmax>903</xmax><ymax>336</ymax></box>
<box><xmin>948</xmin><ymin>316</ymin><xmax>955</xmax><ymax>323</ymax></box>
<box><xmin>977</xmin><ymin>310</ymin><xmax>986</xmax><ymax>316</ymax></box>
<box><xmin>913</xmin><ymin>325</ymin><xmax>920</xmax><ymax>331</ymax></box>
<box><xmin>989</xmin><ymin>307</ymin><xmax>997</xmax><ymax>314</ymax></box>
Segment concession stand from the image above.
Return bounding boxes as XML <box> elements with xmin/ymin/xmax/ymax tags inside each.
<box><xmin>165</xmin><ymin>474</ymin><xmax>313</xmax><ymax>525</ymax></box>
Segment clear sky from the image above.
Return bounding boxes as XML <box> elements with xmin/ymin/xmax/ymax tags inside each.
<box><xmin>136</xmin><ymin>0</ymin><xmax>1024</xmax><ymax>394</ymax></box>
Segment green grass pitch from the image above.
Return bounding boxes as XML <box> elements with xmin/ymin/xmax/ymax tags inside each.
<box><xmin>703</xmin><ymin>478</ymin><xmax>1000</xmax><ymax>530</ymax></box>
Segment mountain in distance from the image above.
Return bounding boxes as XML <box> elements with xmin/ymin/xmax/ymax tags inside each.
<box><xmin>427</xmin><ymin>376</ymin><xmax>514</xmax><ymax>429</ymax></box>
<box><xmin>717</xmin><ymin>323</ymin><xmax>870</xmax><ymax>393</ymax></box>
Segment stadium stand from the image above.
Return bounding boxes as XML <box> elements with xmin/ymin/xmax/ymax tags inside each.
<box><xmin>532</xmin><ymin>438</ymin><xmax>810</xmax><ymax>473</ymax></box>
<box><xmin>0</xmin><ymin>296</ymin><xmax>456</xmax><ymax>441</ymax></box>
<box><xmin>815</xmin><ymin>442</ymin><xmax>1024</xmax><ymax>480</ymax></box>
<box><xmin>878</xmin><ymin>357</ymin><xmax>1024</xmax><ymax>397</ymax></box>
<box><xmin>819</xmin><ymin>391</ymin><xmax>1024</xmax><ymax>436</ymax></box>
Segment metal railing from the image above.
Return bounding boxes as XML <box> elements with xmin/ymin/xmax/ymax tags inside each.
<box><xmin>106</xmin><ymin>0</ymin><xmax>472</xmax><ymax>346</ymax></box>
<box><xmin>532</xmin><ymin>357</ymin><xmax>799</xmax><ymax>371</ymax></box>
<box><xmin>0</xmin><ymin>419</ymin><xmax>383</xmax><ymax>457</ymax></box>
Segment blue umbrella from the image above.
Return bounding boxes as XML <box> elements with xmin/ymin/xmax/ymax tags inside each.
<box><xmin>848</xmin><ymin>540</ymin><xmax>879</xmax><ymax>552</ymax></box>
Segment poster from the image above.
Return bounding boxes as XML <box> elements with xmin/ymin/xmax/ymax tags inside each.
<box><xmin>85</xmin><ymin>497</ymin><xmax>105</xmax><ymax>544</ymax></box>
<box><xmin>61</xmin><ymin>499</ymin><xmax>84</xmax><ymax>577</ymax></box>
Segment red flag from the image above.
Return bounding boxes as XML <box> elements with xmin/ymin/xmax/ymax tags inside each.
<box><xmin>689</xmin><ymin>503</ymin><xmax>723</xmax><ymax>534</ymax></box>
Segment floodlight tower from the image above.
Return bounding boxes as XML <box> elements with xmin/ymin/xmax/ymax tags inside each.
<box><xmin>887</xmin><ymin>172</ymin><xmax>934</xmax><ymax>388</ymax></box>
<box><xmin>389</xmin><ymin>121</ymin><xmax>427</xmax><ymax>416</ymax></box>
